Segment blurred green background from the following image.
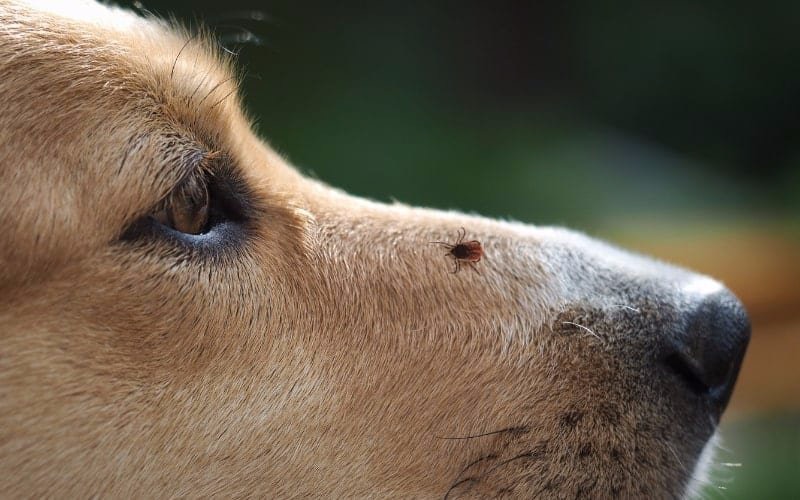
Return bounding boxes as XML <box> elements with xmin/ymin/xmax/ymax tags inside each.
<box><xmin>129</xmin><ymin>1</ymin><xmax>799</xmax><ymax>496</ymax></box>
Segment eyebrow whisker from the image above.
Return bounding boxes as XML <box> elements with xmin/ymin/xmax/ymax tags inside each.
<box><xmin>170</xmin><ymin>33</ymin><xmax>199</xmax><ymax>82</ymax></box>
<box><xmin>188</xmin><ymin>70</ymin><xmax>213</xmax><ymax>105</ymax></box>
<box><xmin>209</xmin><ymin>88</ymin><xmax>237</xmax><ymax>110</ymax></box>
<box><xmin>196</xmin><ymin>76</ymin><xmax>237</xmax><ymax>106</ymax></box>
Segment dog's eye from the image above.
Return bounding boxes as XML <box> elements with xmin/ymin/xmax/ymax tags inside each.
<box><xmin>152</xmin><ymin>175</ymin><xmax>210</xmax><ymax>235</ymax></box>
<box><xmin>121</xmin><ymin>160</ymin><xmax>251</xmax><ymax>248</ymax></box>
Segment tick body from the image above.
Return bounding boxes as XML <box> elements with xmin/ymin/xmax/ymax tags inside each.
<box><xmin>431</xmin><ymin>227</ymin><xmax>483</xmax><ymax>274</ymax></box>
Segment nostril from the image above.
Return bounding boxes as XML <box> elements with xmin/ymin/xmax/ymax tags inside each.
<box><xmin>663</xmin><ymin>352</ymin><xmax>710</xmax><ymax>396</ymax></box>
<box><xmin>661</xmin><ymin>289</ymin><xmax>751</xmax><ymax>413</ymax></box>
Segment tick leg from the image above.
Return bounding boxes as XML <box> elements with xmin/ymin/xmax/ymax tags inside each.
<box><xmin>468</xmin><ymin>261</ymin><xmax>481</xmax><ymax>275</ymax></box>
<box><xmin>456</xmin><ymin>227</ymin><xmax>466</xmax><ymax>244</ymax></box>
<box><xmin>452</xmin><ymin>260</ymin><xmax>460</xmax><ymax>274</ymax></box>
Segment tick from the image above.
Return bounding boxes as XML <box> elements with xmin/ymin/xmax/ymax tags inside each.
<box><xmin>431</xmin><ymin>227</ymin><xmax>483</xmax><ymax>274</ymax></box>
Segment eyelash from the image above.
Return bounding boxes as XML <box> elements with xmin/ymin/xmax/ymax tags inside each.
<box><xmin>151</xmin><ymin>173</ymin><xmax>212</xmax><ymax>235</ymax></box>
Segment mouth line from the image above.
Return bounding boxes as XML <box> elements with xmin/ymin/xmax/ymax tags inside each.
<box><xmin>443</xmin><ymin>439</ymin><xmax>710</xmax><ymax>499</ymax></box>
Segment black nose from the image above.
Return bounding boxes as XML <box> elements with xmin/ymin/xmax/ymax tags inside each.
<box><xmin>662</xmin><ymin>289</ymin><xmax>750</xmax><ymax>415</ymax></box>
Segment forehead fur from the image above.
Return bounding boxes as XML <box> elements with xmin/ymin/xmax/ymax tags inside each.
<box><xmin>0</xmin><ymin>0</ymin><xmax>239</xmax><ymax>131</ymax></box>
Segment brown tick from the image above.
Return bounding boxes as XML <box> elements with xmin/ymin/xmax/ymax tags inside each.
<box><xmin>431</xmin><ymin>227</ymin><xmax>483</xmax><ymax>274</ymax></box>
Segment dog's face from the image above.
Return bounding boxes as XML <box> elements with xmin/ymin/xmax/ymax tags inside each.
<box><xmin>0</xmin><ymin>1</ymin><xmax>750</xmax><ymax>497</ymax></box>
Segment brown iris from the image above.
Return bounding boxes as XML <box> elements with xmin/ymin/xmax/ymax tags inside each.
<box><xmin>152</xmin><ymin>175</ymin><xmax>210</xmax><ymax>235</ymax></box>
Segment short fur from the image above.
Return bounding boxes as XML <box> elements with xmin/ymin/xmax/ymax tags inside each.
<box><xmin>0</xmin><ymin>1</ymin><xmax>738</xmax><ymax>497</ymax></box>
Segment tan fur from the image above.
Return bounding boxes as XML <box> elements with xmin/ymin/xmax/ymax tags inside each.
<box><xmin>0</xmin><ymin>1</ymin><xmax>742</xmax><ymax>498</ymax></box>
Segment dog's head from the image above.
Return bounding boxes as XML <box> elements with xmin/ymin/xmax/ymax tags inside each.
<box><xmin>0</xmin><ymin>1</ymin><xmax>749</xmax><ymax>497</ymax></box>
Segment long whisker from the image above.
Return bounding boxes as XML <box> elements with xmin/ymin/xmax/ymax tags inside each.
<box><xmin>611</xmin><ymin>304</ymin><xmax>641</xmax><ymax>313</ymax></box>
<box><xmin>562</xmin><ymin>321</ymin><xmax>601</xmax><ymax>340</ymax></box>
<box><xmin>435</xmin><ymin>426</ymin><xmax>528</xmax><ymax>440</ymax></box>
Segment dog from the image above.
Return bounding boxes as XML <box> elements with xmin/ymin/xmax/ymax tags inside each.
<box><xmin>0</xmin><ymin>1</ymin><xmax>750</xmax><ymax>497</ymax></box>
